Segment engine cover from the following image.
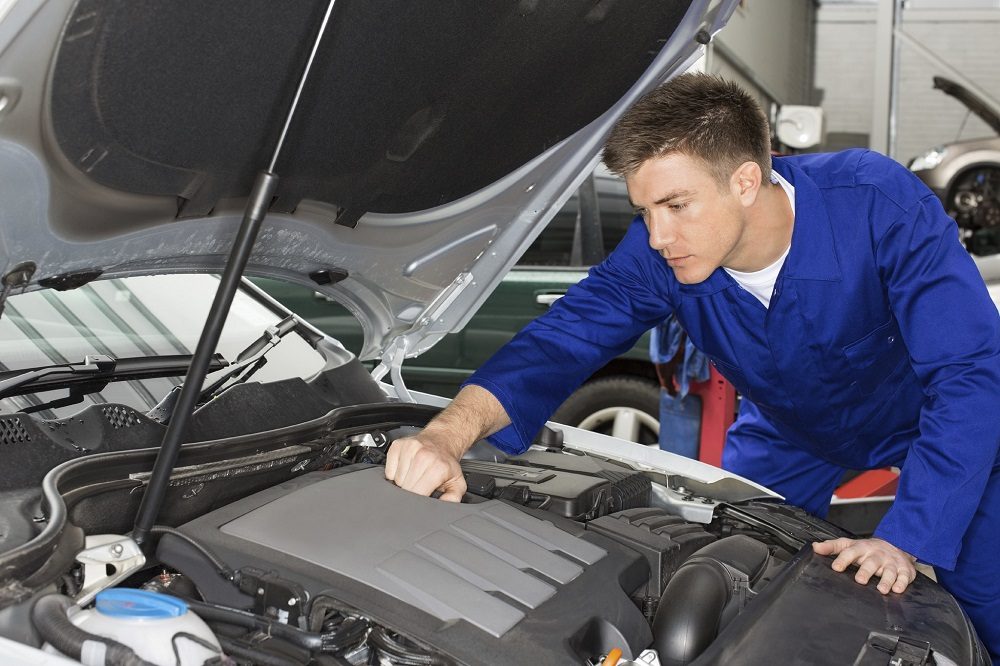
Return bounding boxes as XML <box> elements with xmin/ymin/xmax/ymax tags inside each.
<box><xmin>175</xmin><ymin>465</ymin><xmax>652</xmax><ymax>665</ymax></box>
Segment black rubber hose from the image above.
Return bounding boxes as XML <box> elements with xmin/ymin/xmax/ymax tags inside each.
<box><xmin>651</xmin><ymin>561</ymin><xmax>731</xmax><ymax>666</ymax></box>
<box><xmin>31</xmin><ymin>594</ymin><xmax>157</xmax><ymax>666</ymax></box>
<box><xmin>184</xmin><ymin>598</ymin><xmax>325</xmax><ymax>651</ymax></box>
<box><xmin>652</xmin><ymin>535</ymin><xmax>772</xmax><ymax>666</ymax></box>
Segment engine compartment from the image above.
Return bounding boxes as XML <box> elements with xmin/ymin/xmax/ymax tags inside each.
<box><xmin>154</xmin><ymin>447</ymin><xmax>800</xmax><ymax>666</ymax></box>
<box><xmin>0</xmin><ymin>386</ymin><xmax>983</xmax><ymax>666</ymax></box>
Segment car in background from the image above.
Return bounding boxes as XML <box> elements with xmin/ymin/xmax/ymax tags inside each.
<box><xmin>256</xmin><ymin>166</ymin><xmax>666</xmax><ymax>445</ymax></box>
<box><xmin>909</xmin><ymin>76</ymin><xmax>1000</xmax><ymax>256</ymax></box>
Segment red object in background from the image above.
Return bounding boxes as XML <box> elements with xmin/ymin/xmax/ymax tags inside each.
<box><xmin>835</xmin><ymin>468</ymin><xmax>899</xmax><ymax>498</ymax></box>
<box><xmin>689</xmin><ymin>365</ymin><xmax>737</xmax><ymax>468</ymax></box>
<box><xmin>688</xmin><ymin>369</ymin><xmax>899</xmax><ymax>499</ymax></box>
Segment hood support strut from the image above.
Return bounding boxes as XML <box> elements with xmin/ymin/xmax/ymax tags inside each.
<box><xmin>131</xmin><ymin>0</ymin><xmax>341</xmax><ymax>551</ymax></box>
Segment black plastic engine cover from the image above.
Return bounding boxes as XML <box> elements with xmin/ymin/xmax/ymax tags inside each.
<box><xmin>461</xmin><ymin>450</ymin><xmax>652</xmax><ymax>519</ymax></box>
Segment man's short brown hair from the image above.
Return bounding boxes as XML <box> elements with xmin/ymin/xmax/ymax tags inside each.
<box><xmin>603</xmin><ymin>73</ymin><xmax>771</xmax><ymax>186</ymax></box>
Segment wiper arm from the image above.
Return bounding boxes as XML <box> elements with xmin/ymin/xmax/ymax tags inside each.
<box><xmin>197</xmin><ymin>315</ymin><xmax>298</xmax><ymax>402</ymax></box>
<box><xmin>147</xmin><ymin>316</ymin><xmax>300</xmax><ymax>425</ymax></box>
<box><xmin>0</xmin><ymin>354</ymin><xmax>229</xmax><ymax>400</ymax></box>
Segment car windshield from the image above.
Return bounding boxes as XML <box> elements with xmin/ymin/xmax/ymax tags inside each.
<box><xmin>0</xmin><ymin>274</ymin><xmax>325</xmax><ymax>419</ymax></box>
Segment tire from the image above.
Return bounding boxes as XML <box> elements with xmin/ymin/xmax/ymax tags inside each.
<box><xmin>550</xmin><ymin>375</ymin><xmax>661</xmax><ymax>445</ymax></box>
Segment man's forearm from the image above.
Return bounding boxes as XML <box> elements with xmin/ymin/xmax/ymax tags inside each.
<box><xmin>422</xmin><ymin>384</ymin><xmax>511</xmax><ymax>456</ymax></box>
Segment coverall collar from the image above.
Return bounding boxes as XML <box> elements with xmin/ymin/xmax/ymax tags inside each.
<box><xmin>677</xmin><ymin>156</ymin><xmax>842</xmax><ymax>297</ymax></box>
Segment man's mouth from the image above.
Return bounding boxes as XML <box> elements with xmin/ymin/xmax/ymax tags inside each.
<box><xmin>665</xmin><ymin>255</ymin><xmax>691</xmax><ymax>267</ymax></box>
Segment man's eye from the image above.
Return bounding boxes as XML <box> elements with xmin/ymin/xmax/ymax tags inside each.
<box><xmin>669</xmin><ymin>203</ymin><xmax>687</xmax><ymax>211</ymax></box>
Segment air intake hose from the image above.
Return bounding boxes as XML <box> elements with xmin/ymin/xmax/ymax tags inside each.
<box><xmin>651</xmin><ymin>536</ymin><xmax>770</xmax><ymax>666</ymax></box>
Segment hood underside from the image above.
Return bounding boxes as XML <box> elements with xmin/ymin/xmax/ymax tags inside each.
<box><xmin>934</xmin><ymin>75</ymin><xmax>1000</xmax><ymax>136</ymax></box>
<box><xmin>0</xmin><ymin>0</ymin><xmax>733</xmax><ymax>359</ymax></box>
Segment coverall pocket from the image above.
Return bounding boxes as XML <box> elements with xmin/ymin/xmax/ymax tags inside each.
<box><xmin>709</xmin><ymin>357</ymin><xmax>750</xmax><ymax>399</ymax></box>
<box><xmin>843</xmin><ymin>316</ymin><xmax>907</xmax><ymax>396</ymax></box>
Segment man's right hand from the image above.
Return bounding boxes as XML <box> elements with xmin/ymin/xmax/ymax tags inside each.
<box><xmin>384</xmin><ymin>384</ymin><xmax>511</xmax><ymax>501</ymax></box>
<box><xmin>384</xmin><ymin>432</ymin><xmax>468</xmax><ymax>502</ymax></box>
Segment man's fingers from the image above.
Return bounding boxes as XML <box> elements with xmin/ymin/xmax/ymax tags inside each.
<box><xmin>854</xmin><ymin>557</ymin><xmax>880</xmax><ymax>585</ymax></box>
<box><xmin>812</xmin><ymin>538</ymin><xmax>853</xmax><ymax>556</ymax></box>
<box><xmin>831</xmin><ymin>545</ymin><xmax>861</xmax><ymax>572</ymax></box>
<box><xmin>891</xmin><ymin>570</ymin><xmax>912</xmax><ymax>594</ymax></box>
<box><xmin>384</xmin><ymin>440</ymin><xmax>401</xmax><ymax>480</ymax></box>
<box><xmin>876</xmin><ymin>566</ymin><xmax>898</xmax><ymax>594</ymax></box>
<box><xmin>383</xmin><ymin>433</ymin><xmax>469</xmax><ymax>502</ymax></box>
<box><xmin>409</xmin><ymin>462</ymin><xmax>452</xmax><ymax>497</ymax></box>
<box><xmin>438</xmin><ymin>478</ymin><xmax>468</xmax><ymax>503</ymax></box>
<box><xmin>398</xmin><ymin>449</ymin><xmax>434</xmax><ymax>493</ymax></box>
<box><xmin>814</xmin><ymin>537</ymin><xmax>917</xmax><ymax>595</ymax></box>
<box><xmin>394</xmin><ymin>440</ymin><xmax>420</xmax><ymax>487</ymax></box>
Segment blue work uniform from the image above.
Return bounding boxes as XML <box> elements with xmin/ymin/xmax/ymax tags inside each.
<box><xmin>466</xmin><ymin>149</ymin><xmax>1000</xmax><ymax>656</ymax></box>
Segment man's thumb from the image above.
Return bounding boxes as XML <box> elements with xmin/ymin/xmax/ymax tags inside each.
<box><xmin>439</xmin><ymin>479</ymin><xmax>467</xmax><ymax>503</ymax></box>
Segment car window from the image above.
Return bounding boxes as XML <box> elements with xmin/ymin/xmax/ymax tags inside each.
<box><xmin>517</xmin><ymin>169</ymin><xmax>634</xmax><ymax>268</ymax></box>
<box><xmin>0</xmin><ymin>274</ymin><xmax>325</xmax><ymax>419</ymax></box>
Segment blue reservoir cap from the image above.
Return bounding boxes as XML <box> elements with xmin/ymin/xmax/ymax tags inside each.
<box><xmin>95</xmin><ymin>589</ymin><xmax>188</xmax><ymax>618</ymax></box>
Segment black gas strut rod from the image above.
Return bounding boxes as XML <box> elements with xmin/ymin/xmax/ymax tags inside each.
<box><xmin>132</xmin><ymin>0</ymin><xmax>340</xmax><ymax>551</ymax></box>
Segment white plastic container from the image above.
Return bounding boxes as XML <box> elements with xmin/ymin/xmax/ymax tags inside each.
<box><xmin>57</xmin><ymin>589</ymin><xmax>222</xmax><ymax>666</ymax></box>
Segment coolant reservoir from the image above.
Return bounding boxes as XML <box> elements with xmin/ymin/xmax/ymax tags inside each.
<box><xmin>67</xmin><ymin>589</ymin><xmax>221</xmax><ymax>665</ymax></box>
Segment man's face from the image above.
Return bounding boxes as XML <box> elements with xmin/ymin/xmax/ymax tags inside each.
<box><xmin>626</xmin><ymin>152</ymin><xmax>746</xmax><ymax>284</ymax></box>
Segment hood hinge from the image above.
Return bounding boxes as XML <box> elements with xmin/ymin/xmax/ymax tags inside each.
<box><xmin>372</xmin><ymin>338</ymin><xmax>412</xmax><ymax>403</ymax></box>
<box><xmin>371</xmin><ymin>272</ymin><xmax>474</xmax><ymax>402</ymax></box>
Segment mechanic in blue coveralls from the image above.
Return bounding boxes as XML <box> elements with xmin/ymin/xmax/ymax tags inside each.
<box><xmin>384</xmin><ymin>73</ymin><xmax>1000</xmax><ymax>655</ymax></box>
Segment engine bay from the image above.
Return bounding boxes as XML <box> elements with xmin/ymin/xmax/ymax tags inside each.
<box><xmin>0</xmin><ymin>373</ymin><xmax>981</xmax><ymax>666</ymax></box>
<box><xmin>149</xmin><ymin>434</ymin><xmax>814</xmax><ymax>666</ymax></box>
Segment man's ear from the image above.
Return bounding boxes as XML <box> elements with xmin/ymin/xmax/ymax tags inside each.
<box><xmin>729</xmin><ymin>161</ymin><xmax>763</xmax><ymax>207</ymax></box>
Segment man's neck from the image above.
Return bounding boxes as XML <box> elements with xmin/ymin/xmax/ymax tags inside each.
<box><xmin>731</xmin><ymin>181</ymin><xmax>794</xmax><ymax>272</ymax></box>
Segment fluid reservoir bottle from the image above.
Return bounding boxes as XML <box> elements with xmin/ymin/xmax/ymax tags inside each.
<box><xmin>63</xmin><ymin>589</ymin><xmax>222</xmax><ymax>665</ymax></box>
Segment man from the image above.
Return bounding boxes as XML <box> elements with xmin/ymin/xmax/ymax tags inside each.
<box><xmin>384</xmin><ymin>73</ymin><xmax>1000</xmax><ymax>657</ymax></box>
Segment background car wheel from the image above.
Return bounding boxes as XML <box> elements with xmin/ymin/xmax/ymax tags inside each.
<box><xmin>551</xmin><ymin>376</ymin><xmax>660</xmax><ymax>445</ymax></box>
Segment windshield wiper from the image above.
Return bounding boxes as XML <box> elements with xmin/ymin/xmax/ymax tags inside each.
<box><xmin>196</xmin><ymin>314</ymin><xmax>299</xmax><ymax>403</ymax></box>
<box><xmin>0</xmin><ymin>354</ymin><xmax>229</xmax><ymax>401</ymax></box>
<box><xmin>146</xmin><ymin>316</ymin><xmax>300</xmax><ymax>425</ymax></box>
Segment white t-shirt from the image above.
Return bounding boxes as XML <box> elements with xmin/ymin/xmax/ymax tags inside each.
<box><xmin>723</xmin><ymin>171</ymin><xmax>795</xmax><ymax>308</ymax></box>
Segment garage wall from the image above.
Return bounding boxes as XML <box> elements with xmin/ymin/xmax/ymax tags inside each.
<box><xmin>709</xmin><ymin>0</ymin><xmax>816</xmax><ymax>112</ymax></box>
<box><xmin>813</xmin><ymin>4</ymin><xmax>1000</xmax><ymax>163</ymax></box>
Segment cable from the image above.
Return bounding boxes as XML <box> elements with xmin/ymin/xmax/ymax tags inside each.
<box><xmin>368</xmin><ymin>626</ymin><xmax>446</xmax><ymax>665</ymax></box>
<box><xmin>170</xmin><ymin>631</ymin><xmax>222</xmax><ymax>666</ymax></box>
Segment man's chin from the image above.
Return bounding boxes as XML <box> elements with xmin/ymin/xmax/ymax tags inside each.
<box><xmin>671</xmin><ymin>267</ymin><xmax>711</xmax><ymax>285</ymax></box>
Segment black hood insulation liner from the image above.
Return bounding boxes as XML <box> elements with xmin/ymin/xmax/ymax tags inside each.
<box><xmin>50</xmin><ymin>0</ymin><xmax>690</xmax><ymax>223</ymax></box>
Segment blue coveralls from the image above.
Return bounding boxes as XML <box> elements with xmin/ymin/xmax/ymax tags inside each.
<box><xmin>466</xmin><ymin>150</ymin><xmax>1000</xmax><ymax>657</ymax></box>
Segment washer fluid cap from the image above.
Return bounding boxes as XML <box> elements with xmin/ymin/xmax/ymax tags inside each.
<box><xmin>95</xmin><ymin>589</ymin><xmax>188</xmax><ymax>618</ymax></box>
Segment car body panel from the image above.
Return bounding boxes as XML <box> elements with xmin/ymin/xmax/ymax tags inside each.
<box><xmin>912</xmin><ymin>136</ymin><xmax>1000</xmax><ymax>195</ymax></box>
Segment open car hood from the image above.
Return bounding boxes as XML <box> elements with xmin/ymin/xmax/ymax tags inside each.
<box><xmin>934</xmin><ymin>75</ymin><xmax>1000</xmax><ymax>136</ymax></box>
<box><xmin>0</xmin><ymin>0</ymin><xmax>734</xmax><ymax>365</ymax></box>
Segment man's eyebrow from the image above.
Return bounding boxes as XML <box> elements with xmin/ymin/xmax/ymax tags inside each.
<box><xmin>653</xmin><ymin>189</ymin><xmax>695</xmax><ymax>204</ymax></box>
<box><xmin>629</xmin><ymin>189</ymin><xmax>695</xmax><ymax>208</ymax></box>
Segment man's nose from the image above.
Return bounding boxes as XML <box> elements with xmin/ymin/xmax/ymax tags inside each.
<box><xmin>647</xmin><ymin>214</ymin><xmax>677</xmax><ymax>250</ymax></box>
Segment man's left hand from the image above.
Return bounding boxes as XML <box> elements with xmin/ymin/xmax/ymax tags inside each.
<box><xmin>812</xmin><ymin>537</ymin><xmax>917</xmax><ymax>594</ymax></box>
